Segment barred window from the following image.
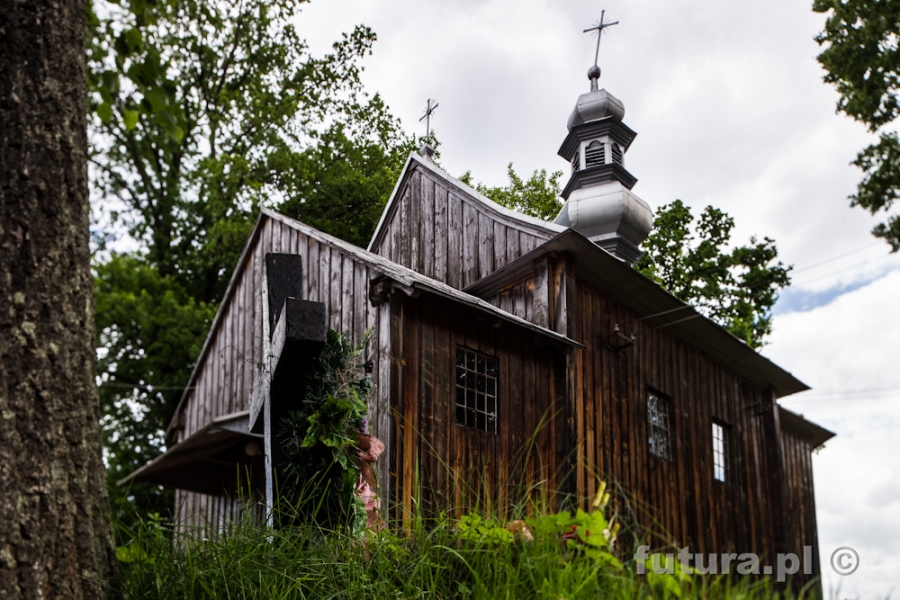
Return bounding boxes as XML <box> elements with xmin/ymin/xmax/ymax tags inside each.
<box><xmin>648</xmin><ymin>391</ymin><xmax>672</xmax><ymax>460</ymax></box>
<box><xmin>712</xmin><ymin>422</ymin><xmax>728</xmax><ymax>482</ymax></box>
<box><xmin>455</xmin><ymin>347</ymin><xmax>498</xmax><ymax>434</ymax></box>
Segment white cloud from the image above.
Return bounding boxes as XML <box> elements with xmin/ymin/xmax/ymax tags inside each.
<box><xmin>766</xmin><ymin>271</ymin><xmax>900</xmax><ymax>597</ymax></box>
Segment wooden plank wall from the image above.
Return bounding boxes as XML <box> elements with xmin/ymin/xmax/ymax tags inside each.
<box><xmin>483</xmin><ymin>267</ymin><xmax>820</xmax><ymax>588</ymax></box>
<box><xmin>575</xmin><ymin>277</ymin><xmax>827</xmax><ymax>581</ymax></box>
<box><xmin>372</xmin><ymin>166</ymin><xmax>554</xmax><ymax>289</ymax></box>
<box><xmin>573</xmin><ymin>280</ymin><xmax>781</xmax><ymax>557</ymax></box>
<box><xmin>780</xmin><ymin>430</ymin><xmax>822</xmax><ymax>586</ymax></box>
<box><xmin>391</xmin><ymin>294</ymin><xmax>568</xmax><ymax>521</ymax></box>
<box><xmin>174</xmin><ymin>216</ymin><xmax>393</xmax><ymax>535</ymax></box>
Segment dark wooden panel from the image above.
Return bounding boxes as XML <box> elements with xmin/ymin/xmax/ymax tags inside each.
<box><xmin>391</xmin><ymin>294</ymin><xmax>567</xmax><ymax>519</ymax></box>
<box><xmin>369</xmin><ymin>164</ymin><xmax>557</xmax><ymax>289</ymax></box>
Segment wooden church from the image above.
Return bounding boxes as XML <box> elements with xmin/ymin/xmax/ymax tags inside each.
<box><xmin>124</xmin><ymin>44</ymin><xmax>833</xmax><ymax>587</ymax></box>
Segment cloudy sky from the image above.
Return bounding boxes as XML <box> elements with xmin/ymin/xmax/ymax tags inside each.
<box><xmin>298</xmin><ymin>0</ymin><xmax>898</xmax><ymax>595</ymax></box>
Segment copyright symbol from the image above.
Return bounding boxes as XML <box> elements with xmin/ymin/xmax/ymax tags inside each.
<box><xmin>830</xmin><ymin>546</ymin><xmax>859</xmax><ymax>576</ymax></box>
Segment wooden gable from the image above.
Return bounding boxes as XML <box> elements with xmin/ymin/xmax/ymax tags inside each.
<box><xmin>159</xmin><ymin>207</ymin><xmax>577</xmax><ymax>532</ymax></box>
<box><xmin>164</xmin><ymin>213</ymin><xmax>392</xmax><ymax>531</ymax></box>
<box><xmin>367</xmin><ymin>154</ymin><xmax>565</xmax><ymax>289</ymax></box>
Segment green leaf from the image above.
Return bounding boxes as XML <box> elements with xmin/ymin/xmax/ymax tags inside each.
<box><xmin>144</xmin><ymin>88</ymin><xmax>167</xmax><ymax>112</ymax></box>
<box><xmin>116</xmin><ymin>543</ymin><xmax>149</xmax><ymax>564</ymax></box>
<box><xmin>123</xmin><ymin>109</ymin><xmax>139</xmax><ymax>130</ymax></box>
<box><xmin>97</xmin><ymin>102</ymin><xmax>113</xmax><ymax>122</ymax></box>
<box><xmin>814</xmin><ymin>0</ymin><xmax>900</xmax><ymax>248</ymax></box>
<box><xmin>168</xmin><ymin>125</ymin><xmax>184</xmax><ymax>142</ymax></box>
<box><xmin>124</xmin><ymin>27</ymin><xmax>143</xmax><ymax>54</ymax></box>
<box><xmin>88</xmin><ymin>0</ymin><xmax>410</xmax><ymax>526</ymax></box>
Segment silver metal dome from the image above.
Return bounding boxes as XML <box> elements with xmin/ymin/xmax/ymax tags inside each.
<box><xmin>554</xmin><ymin>181</ymin><xmax>652</xmax><ymax>265</ymax></box>
<box><xmin>567</xmin><ymin>88</ymin><xmax>625</xmax><ymax>131</ymax></box>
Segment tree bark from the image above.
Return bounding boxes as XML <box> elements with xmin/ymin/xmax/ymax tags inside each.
<box><xmin>0</xmin><ymin>0</ymin><xmax>119</xmax><ymax>597</ymax></box>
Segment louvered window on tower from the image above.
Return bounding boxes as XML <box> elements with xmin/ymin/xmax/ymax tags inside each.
<box><xmin>571</xmin><ymin>153</ymin><xmax>580</xmax><ymax>172</ymax></box>
<box><xmin>584</xmin><ymin>141</ymin><xmax>605</xmax><ymax>168</ymax></box>
<box><xmin>611</xmin><ymin>142</ymin><xmax>623</xmax><ymax>165</ymax></box>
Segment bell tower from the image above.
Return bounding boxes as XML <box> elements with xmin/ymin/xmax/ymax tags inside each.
<box><xmin>554</xmin><ymin>13</ymin><xmax>653</xmax><ymax>265</ymax></box>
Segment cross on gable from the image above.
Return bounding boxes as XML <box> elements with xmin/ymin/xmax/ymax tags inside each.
<box><xmin>419</xmin><ymin>98</ymin><xmax>439</xmax><ymax>138</ymax></box>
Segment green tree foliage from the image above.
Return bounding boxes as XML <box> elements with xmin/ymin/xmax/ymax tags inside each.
<box><xmin>277</xmin><ymin>330</ymin><xmax>372</xmax><ymax>535</ymax></box>
<box><xmin>460</xmin><ymin>163</ymin><xmax>564</xmax><ymax>221</ymax></box>
<box><xmin>814</xmin><ymin>0</ymin><xmax>900</xmax><ymax>250</ymax></box>
<box><xmin>96</xmin><ymin>256</ymin><xmax>215</xmax><ymax>521</ymax></box>
<box><xmin>463</xmin><ymin>167</ymin><xmax>790</xmax><ymax>348</ymax></box>
<box><xmin>636</xmin><ymin>201</ymin><xmax>791</xmax><ymax>349</ymax></box>
<box><xmin>88</xmin><ymin>0</ymin><xmax>414</xmax><ymax>521</ymax></box>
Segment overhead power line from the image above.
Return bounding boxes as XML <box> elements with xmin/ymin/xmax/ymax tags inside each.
<box><xmin>791</xmin><ymin>242</ymin><xmax>883</xmax><ymax>274</ymax></box>
<box><xmin>788</xmin><ymin>254</ymin><xmax>896</xmax><ymax>288</ymax></box>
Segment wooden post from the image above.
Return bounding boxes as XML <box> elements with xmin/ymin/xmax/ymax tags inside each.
<box><xmin>249</xmin><ymin>253</ymin><xmax>327</xmax><ymax>526</ymax></box>
<box><xmin>762</xmin><ymin>390</ymin><xmax>790</xmax><ymax>561</ymax></box>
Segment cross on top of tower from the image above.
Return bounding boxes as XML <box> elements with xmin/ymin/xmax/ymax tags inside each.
<box><xmin>419</xmin><ymin>98</ymin><xmax>439</xmax><ymax>138</ymax></box>
<box><xmin>583</xmin><ymin>10</ymin><xmax>618</xmax><ymax>88</ymax></box>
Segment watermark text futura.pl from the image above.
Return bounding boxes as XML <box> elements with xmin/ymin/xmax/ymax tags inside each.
<box><xmin>635</xmin><ymin>545</ymin><xmax>859</xmax><ymax>583</ymax></box>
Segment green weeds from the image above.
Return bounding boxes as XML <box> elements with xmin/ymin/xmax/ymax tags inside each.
<box><xmin>114</xmin><ymin>496</ymin><xmax>809</xmax><ymax>599</ymax></box>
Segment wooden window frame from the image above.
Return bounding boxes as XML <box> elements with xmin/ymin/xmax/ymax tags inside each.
<box><xmin>712</xmin><ymin>420</ymin><xmax>729</xmax><ymax>483</ymax></box>
<box><xmin>454</xmin><ymin>346</ymin><xmax>498</xmax><ymax>434</ymax></box>
<box><xmin>648</xmin><ymin>389</ymin><xmax>673</xmax><ymax>460</ymax></box>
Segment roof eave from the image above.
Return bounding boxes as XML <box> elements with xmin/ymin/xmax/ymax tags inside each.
<box><xmin>465</xmin><ymin>229</ymin><xmax>809</xmax><ymax>398</ymax></box>
<box><xmin>778</xmin><ymin>405</ymin><xmax>836</xmax><ymax>448</ymax></box>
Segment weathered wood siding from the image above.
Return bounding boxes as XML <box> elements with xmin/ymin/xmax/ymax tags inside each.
<box><xmin>482</xmin><ymin>260</ymin><xmax>821</xmax><ymax>588</ymax></box>
<box><xmin>173</xmin><ymin>216</ymin><xmax>392</xmax><ymax>533</ymax></box>
<box><xmin>390</xmin><ymin>294</ymin><xmax>568</xmax><ymax>521</ymax></box>
<box><xmin>780</xmin><ymin>429</ymin><xmax>822</xmax><ymax>583</ymax></box>
<box><xmin>371</xmin><ymin>165</ymin><xmax>556</xmax><ymax>289</ymax></box>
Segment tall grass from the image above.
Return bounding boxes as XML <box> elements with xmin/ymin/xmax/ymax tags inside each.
<box><xmin>112</xmin><ymin>421</ymin><xmax>820</xmax><ymax>598</ymax></box>
<box><xmin>114</xmin><ymin>501</ymin><xmax>810</xmax><ymax>599</ymax></box>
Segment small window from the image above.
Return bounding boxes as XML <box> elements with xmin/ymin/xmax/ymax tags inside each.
<box><xmin>648</xmin><ymin>391</ymin><xmax>672</xmax><ymax>460</ymax></box>
<box><xmin>584</xmin><ymin>140</ymin><xmax>605</xmax><ymax>167</ymax></box>
<box><xmin>712</xmin><ymin>422</ymin><xmax>728</xmax><ymax>482</ymax></box>
<box><xmin>611</xmin><ymin>142</ymin><xmax>623</xmax><ymax>165</ymax></box>
<box><xmin>571</xmin><ymin>153</ymin><xmax>580</xmax><ymax>172</ymax></box>
<box><xmin>455</xmin><ymin>347</ymin><xmax>498</xmax><ymax>434</ymax></box>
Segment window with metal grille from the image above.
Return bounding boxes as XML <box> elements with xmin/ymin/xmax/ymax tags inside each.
<box><xmin>611</xmin><ymin>142</ymin><xmax>623</xmax><ymax>165</ymax></box>
<box><xmin>648</xmin><ymin>391</ymin><xmax>672</xmax><ymax>460</ymax></box>
<box><xmin>584</xmin><ymin>140</ymin><xmax>605</xmax><ymax>167</ymax></box>
<box><xmin>571</xmin><ymin>153</ymin><xmax>580</xmax><ymax>172</ymax></box>
<box><xmin>455</xmin><ymin>347</ymin><xmax>498</xmax><ymax>434</ymax></box>
<box><xmin>712</xmin><ymin>422</ymin><xmax>728</xmax><ymax>482</ymax></box>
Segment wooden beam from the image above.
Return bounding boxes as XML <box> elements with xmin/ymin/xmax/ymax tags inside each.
<box><xmin>533</xmin><ymin>255</ymin><xmax>551</xmax><ymax>329</ymax></box>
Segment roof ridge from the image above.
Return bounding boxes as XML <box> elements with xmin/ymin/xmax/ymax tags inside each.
<box><xmin>366</xmin><ymin>153</ymin><xmax>565</xmax><ymax>253</ymax></box>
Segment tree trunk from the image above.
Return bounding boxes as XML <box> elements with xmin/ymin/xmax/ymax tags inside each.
<box><xmin>0</xmin><ymin>1</ymin><xmax>119</xmax><ymax>597</ymax></box>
